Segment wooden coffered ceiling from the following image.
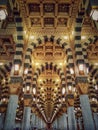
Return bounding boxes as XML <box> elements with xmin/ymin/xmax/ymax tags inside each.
<box><xmin>0</xmin><ymin>0</ymin><xmax>97</xmax><ymax>39</ymax></box>
<box><xmin>24</xmin><ymin>0</ymin><xmax>72</xmax><ymax>28</ymax></box>
<box><xmin>0</xmin><ymin>0</ymin><xmax>98</xmax><ymax>123</ymax></box>
<box><xmin>0</xmin><ymin>35</ymin><xmax>15</xmax><ymax>62</ymax></box>
<box><xmin>32</xmin><ymin>42</ymin><xmax>66</xmax><ymax>62</ymax></box>
<box><xmin>17</xmin><ymin>0</ymin><xmax>97</xmax><ymax>36</ymax></box>
<box><xmin>0</xmin><ymin>0</ymin><xmax>97</xmax><ymax>48</ymax></box>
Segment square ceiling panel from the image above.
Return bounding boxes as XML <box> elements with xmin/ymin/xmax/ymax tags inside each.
<box><xmin>44</xmin><ymin>18</ymin><xmax>54</xmax><ymax>27</ymax></box>
<box><xmin>8</xmin><ymin>17</ymin><xmax>14</xmax><ymax>23</ymax></box>
<box><xmin>57</xmin><ymin>17</ymin><xmax>68</xmax><ymax>26</ymax></box>
<box><xmin>31</xmin><ymin>18</ymin><xmax>41</xmax><ymax>27</ymax></box>
<box><xmin>28</xmin><ymin>3</ymin><xmax>40</xmax><ymax>14</ymax></box>
<box><xmin>58</xmin><ymin>3</ymin><xmax>70</xmax><ymax>14</ymax></box>
<box><xmin>83</xmin><ymin>17</ymin><xmax>92</xmax><ymax>27</ymax></box>
<box><xmin>0</xmin><ymin>36</ymin><xmax>15</xmax><ymax>58</ymax></box>
<box><xmin>43</xmin><ymin>3</ymin><xmax>55</xmax><ymax>14</ymax></box>
<box><xmin>24</xmin><ymin>1</ymin><xmax>72</xmax><ymax>29</ymax></box>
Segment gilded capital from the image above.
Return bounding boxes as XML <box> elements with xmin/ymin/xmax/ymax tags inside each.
<box><xmin>92</xmin><ymin>107</ymin><xmax>97</xmax><ymax>113</ymax></box>
<box><xmin>77</xmin><ymin>83</ymin><xmax>88</xmax><ymax>94</ymax></box>
<box><xmin>31</xmin><ymin>107</ymin><xmax>35</xmax><ymax>113</ymax></box>
<box><xmin>9</xmin><ymin>82</ymin><xmax>21</xmax><ymax>95</ymax></box>
<box><xmin>67</xmin><ymin>98</ymin><xmax>74</xmax><ymax>106</ymax></box>
<box><xmin>24</xmin><ymin>98</ymin><xmax>31</xmax><ymax>107</ymax></box>
<box><xmin>0</xmin><ymin>106</ymin><xmax>6</xmax><ymax>113</ymax></box>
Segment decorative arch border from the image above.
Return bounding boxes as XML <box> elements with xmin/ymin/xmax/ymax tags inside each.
<box><xmin>32</xmin><ymin>62</ymin><xmax>65</xmax><ymax>89</ymax></box>
<box><xmin>89</xmin><ymin>64</ymin><xmax>98</xmax><ymax>85</ymax></box>
<box><xmin>24</xmin><ymin>36</ymin><xmax>74</xmax><ymax>69</ymax></box>
<box><xmin>88</xmin><ymin>64</ymin><xmax>98</xmax><ymax>103</ymax></box>
<box><xmin>0</xmin><ymin>62</ymin><xmax>12</xmax><ymax>81</ymax></box>
<box><xmin>82</xmin><ymin>36</ymin><xmax>98</xmax><ymax>66</ymax></box>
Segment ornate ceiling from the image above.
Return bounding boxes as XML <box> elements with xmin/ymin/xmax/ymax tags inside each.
<box><xmin>31</xmin><ymin>41</ymin><xmax>66</xmax><ymax>122</ymax></box>
<box><xmin>0</xmin><ymin>0</ymin><xmax>98</xmax><ymax>124</ymax></box>
<box><xmin>0</xmin><ymin>0</ymin><xmax>97</xmax><ymax>38</ymax></box>
<box><xmin>0</xmin><ymin>35</ymin><xmax>15</xmax><ymax>62</ymax></box>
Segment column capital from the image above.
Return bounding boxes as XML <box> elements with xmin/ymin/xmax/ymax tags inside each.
<box><xmin>77</xmin><ymin>82</ymin><xmax>88</xmax><ymax>94</ymax></box>
<box><xmin>75</xmin><ymin>76</ymin><xmax>88</xmax><ymax>84</ymax></box>
<box><xmin>92</xmin><ymin>107</ymin><xmax>98</xmax><ymax>113</ymax></box>
<box><xmin>0</xmin><ymin>104</ymin><xmax>7</xmax><ymax>113</ymax></box>
<box><xmin>90</xmin><ymin>100</ymin><xmax>98</xmax><ymax>113</ymax></box>
<box><xmin>10</xmin><ymin>76</ymin><xmax>23</xmax><ymax>83</ymax></box>
<box><xmin>66</xmin><ymin>94</ymin><xmax>74</xmax><ymax>106</ymax></box>
<box><xmin>9</xmin><ymin>82</ymin><xmax>21</xmax><ymax>95</ymax></box>
<box><xmin>24</xmin><ymin>94</ymin><xmax>32</xmax><ymax>107</ymax></box>
<box><xmin>76</xmin><ymin>76</ymin><xmax>88</xmax><ymax>94</ymax></box>
<box><xmin>9</xmin><ymin>76</ymin><xmax>23</xmax><ymax>95</ymax></box>
<box><xmin>31</xmin><ymin>108</ymin><xmax>35</xmax><ymax>113</ymax></box>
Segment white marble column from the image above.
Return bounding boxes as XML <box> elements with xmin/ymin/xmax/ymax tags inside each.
<box><xmin>4</xmin><ymin>95</ymin><xmax>18</xmax><ymax>130</ymax></box>
<box><xmin>78</xmin><ymin>118</ymin><xmax>82</xmax><ymax>130</ymax></box>
<box><xmin>93</xmin><ymin>113</ymin><xmax>98</xmax><ymax>130</ymax></box>
<box><xmin>80</xmin><ymin>95</ymin><xmax>95</xmax><ymax>130</ymax></box>
<box><xmin>67</xmin><ymin>107</ymin><xmax>77</xmax><ymax>130</ymax></box>
<box><xmin>0</xmin><ymin>113</ymin><xmax>5</xmax><ymax>130</ymax></box>
<box><xmin>22</xmin><ymin>107</ymin><xmax>31</xmax><ymax>130</ymax></box>
<box><xmin>63</xmin><ymin>113</ymin><xmax>68</xmax><ymax>130</ymax></box>
<box><xmin>31</xmin><ymin>113</ymin><xmax>36</xmax><ymax>128</ymax></box>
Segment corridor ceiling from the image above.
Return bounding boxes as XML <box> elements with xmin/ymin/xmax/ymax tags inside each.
<box><xmin>0</xmin><ymin>0</ymin><xmax>98</xmax><ymax>123</ymax></box>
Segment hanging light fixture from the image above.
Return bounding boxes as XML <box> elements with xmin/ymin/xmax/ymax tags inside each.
<box><xmin>0</xmin><ymin>9</ymin><xmax>7</xmax><ymax>20</ymax></box>
<box><xmin>95</xmin><ymin>85</ymin><xmax>98</xmax><ymax>90</ymax></box>
<box><xmin>73</xmin><ymin>87</ymin><xmax>76</xmax><ymax>92</ymax></box>
<box><xmin>0</xmin><ymin>62</ymin><xmax>3</xmax><ymax>66</ymax></box>
<box><xmin>90</xmin><ymin>0</ymin><xmax>98</xmax><ymax>21</ymax></box>
<box><xmin>59</xmin><ymin>99</ymin><xmax>61</xmax><ymax>102</ymax></box>
<box><xmin>62</xmin><ymin>87</ymin><xmax>66</xmax><ymax>95</ymax></box>
<box><xmin>92</xmin><ymin>97</ymin><xmax>97</xmax><ymax>103</ymax></box>
<box><xmin>70</xmin><ymin>68</ymin><xmax>74</xmax><ymax>75</ymax></box>
<box><xmin>14</xmin><ymin>64</ymin><xmax>20</xmax><ymax>75</ymax></box>
<box><xmin>23</xmin><ymin>87</ymin><xmax>24</xmax><ymax>92</ymax></box>
<box><xmin>90</xmin><ymin>9</ymin><xmax>98</xmax><ymax>21</ymax></box>
<box><xmin>14</xmin><ymin>64</ymin><xmax>19</xmax><ymax>71</ymax></box>
<box><xmin>2</xmin><ymin>98</ymin><xmax>6</xmax><ymax>103</ymax></box>
<box><xmin>62</xmin><ymin>97</ymin><xmax>65</xmax><ymax>102</ymax></box>
<box><xmin>33</xmin><ymin>97</ymin><xmax>36</xmax><ymax>102</ymax></box>
<box><xmin>27</xmin><ymin>86</ymin><xmax>30</xmax><ymax>91</ymax></box>
<box><xmin>30</xmin><ymin>35</ymin><xmax>34</xmax><ymax>40</ymax></box>
<box><xmin>0</xmin><ymin>0</ymin><xmax>8</xmax><ymax>20</ymax></box>
<box><xmin>33</xmin><ymin>87</ymin><xmax>36</xmax><ymax>95</ymax></box>
<box><xmin>24</xmin><ymin>68</ymin><xmax>28</xmax><ymax>75</ymax></box>
<box><xmin>68</xmin><ymin>85</ymin><xmax>72</xmax><ymax>91</ymax></box>
<box><xmin>78</xmin><ymin>64</ymin><xmax>84</xmax><ymax>71</ymax></box>
<box><xmin>78</xmin><ymin>63</ymin><xmax>84</xmax><ymax>75</ymax></box>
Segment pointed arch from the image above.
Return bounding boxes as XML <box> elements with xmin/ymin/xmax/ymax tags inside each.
<box><xmin>24</xmin><ymin>36</ymin><xmax>74</xmax><ymax>69</ymax></box>
<box><xmin>32</xmin><ymin>62</ymin><xmax>66</xmax><ymax>89</ymax></box>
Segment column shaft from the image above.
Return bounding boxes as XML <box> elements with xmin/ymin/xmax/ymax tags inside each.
<box><xmin>67</xmin><ymin>107</ymin><xmax>77</xmax><ymax>130</ymax></box>
<box><xmin>0</xmin><ymin>113</ymin><xmax>4</xmax><ymax>130</ymax></box>
<box><xmin>93</xmin><ymin>113</ymin><xmax>98</xmax><ymax>130</ymax></box>
<box><xmin>63</xmin><ymin>113</ymin><xmax>68</xmax><ymax>130</ymax></box>
<box><xmin>22</xmin><ymin>107</ymin><xmax>31</xmax><ymax>130</ymax></box>
<box><xmin>78</xmin><ymin>118</ymin><xmax>82</xmax><ymax>130</ymax></box>
<box><xmin>53</xmin><ymin>119</ymin><xmax>57</xmax><ymax>129</ymax></box>
<box><xmin>36</xmin><ymin>116</ymin><xmax>41</xmax><ymax>129</ymax></box>
<box><xmin>4</xmin><ymin>95</ymin><xmax>18</xmax><ymax>130</ymax></box>
<box><xmin>80</xmin><ymin>95</ymin><xmax>95</xmax><ymax>130</ymax></box>
<box><xmin>57</xmin><ymin>118</ymin><xmax>60</xmax><ymax>129</ymax></box>
<box><xmin>31</xmin><ymin>113</ymin><xmax>35</xmax><ymax>128</ymax></box>
<box><xmin>59</xmin><ymin>116</ymin><xmax>63</xmax><ymax>130</ymax></box>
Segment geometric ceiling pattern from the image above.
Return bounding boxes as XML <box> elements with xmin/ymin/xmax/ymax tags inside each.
<box><xmin>0</xmin><ymin>0</ymin><xmax>98</xmax><ymax>129</ymax></box>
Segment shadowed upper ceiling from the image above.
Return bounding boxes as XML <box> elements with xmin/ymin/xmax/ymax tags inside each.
<box><xmin>0</xmin><ymin>0</ymin><xmax>98</xmax><ymax>124</ymax></box>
